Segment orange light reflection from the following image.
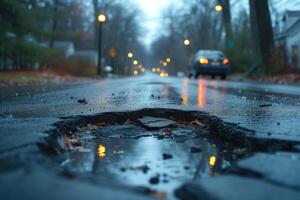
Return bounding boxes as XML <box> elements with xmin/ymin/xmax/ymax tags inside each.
<box><xmin>181</xmin><ymin>78</ymin><xmax>189</xmax><ymax>105</ymax></box>
<box><xmin>197</xmin><ymin>79</ymin><xmax>206</xmax><ymax>108</ymax></box>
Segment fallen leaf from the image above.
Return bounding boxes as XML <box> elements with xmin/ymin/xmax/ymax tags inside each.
<box><xmin>87</xmin><ymin>124</ymin><xmax>98</xmax><ymax>130</ymax></box>
<box><xmin>191</xmin><ymin>120</ymin><xmax>205</xmax><ymax>128</ymax></box>
<box><xmin>124</xmin><ymin>119</ymin><xmax>132</xmax><ymax>125</ymax></box>
<box><xmin>150</xmin><ymin>191</ymin><xmax>167</xmax><ymax>200</ymax></box>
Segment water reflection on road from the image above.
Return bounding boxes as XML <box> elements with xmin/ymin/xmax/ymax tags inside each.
<box><xmin>181</xmin><ymin>78</ymin><xmax>208</xmax><ymax>108</ymax></box>
<box><xmin>66</xmin><ymin>132</ymin><xmax>225</xmax><ymax>199</ymax></box>
<box><xmin>94</xmin><ymin>136</ymin><xmax>222</xmax><ymax>198</ymax></box>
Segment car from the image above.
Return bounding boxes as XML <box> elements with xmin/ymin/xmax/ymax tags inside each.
<box><xmin>189</xmin><ymin>50</ymin><xmax>229</xmax><ymax>80</ymax></box>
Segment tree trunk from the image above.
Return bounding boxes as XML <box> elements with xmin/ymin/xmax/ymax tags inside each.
<box><xmin>92</xmin><ymin>0</ymin><xmax>99</xmax><ymax>50</ymax></box>
<box><xmin>250</xmin><ymin>0</ymin><xmax>274</xmax><ymax>71</ymax></box>
<box><xmin>49</xmin><ymin>0</ymin><xmax>58</xmax><ymax>48</ymax></box>
<box><xmin>220</xmin><ymin>0</ymin><xmax>233</xmax><ymax>49</ymax></box>
<box><xmin>249</xmin><ymin>0</ymin><xmax>261</xmax><ymax>63</ymax></box>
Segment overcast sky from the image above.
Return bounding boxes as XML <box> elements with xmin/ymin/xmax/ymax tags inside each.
<box><xmin>132</xmin><ymin>0</ymin><xmax>179</xmax><ymax>46</ymax></box>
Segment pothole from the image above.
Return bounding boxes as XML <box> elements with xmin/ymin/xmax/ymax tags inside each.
<box><xmin>39</xmin><ymin>108</ymin><xmax>296</xmax><ymax>200</ymax></box>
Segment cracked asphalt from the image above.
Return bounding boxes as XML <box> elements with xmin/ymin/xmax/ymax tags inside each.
<box><xmin>1</xmin><ymin>73</ymin><xmax>300</xmax><ymax>200</ymax></box>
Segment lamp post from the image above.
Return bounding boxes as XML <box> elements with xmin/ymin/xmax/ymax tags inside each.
<box><xmin>215</xmin><ymin>4</ymin><xmax>223</xmax><ymax>12</ymax></box>
<box><xmin>133</xmin><ymin>60</ymin><xmax>138</xmax><ymax>66</ymax></box>
<box><xmin>97</xmin><ymin>13</ymin><xmax>106</xmax><ymax>76</ymax></box>
<box><xmin>183</xmin><ymin>39</ymin><xmax>191</xmax><ymax>72</ymax></box>
<box><xmin>183</xmin><ymin>39</ymin><xmax>191</xmax><ymax>47</ymax></box>
<box><xmin>128</xmin><ymin>52</ymin><xmax>133</xmax><ymax>59</ymax></box>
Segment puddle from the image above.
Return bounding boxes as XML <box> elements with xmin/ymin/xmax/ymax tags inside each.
<box><xmin>66</xmin><ymin>132</ymin><xmax>224</xmax><ymax>199</ymax></box>
<box><xmin>41</xmin><ymin>109</ymin><xmax>262</xmax><ymax>199</ymax></box>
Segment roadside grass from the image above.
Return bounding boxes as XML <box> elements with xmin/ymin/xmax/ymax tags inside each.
<box><xmin>0</xmin><ymin>70</ymin><xmax>75</xmax><ymax>84</ymax></box>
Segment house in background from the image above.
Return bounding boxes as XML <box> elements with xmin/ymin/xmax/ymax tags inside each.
<box><xmin>53</xmin><ymin>41</ymin><xmax>75</xmax><ymax>58</ymax></box>
<box><xmin>69</xmin><ymin>51</ymin><xmax>98</xmax><ymax>66</ymax></box>
<box><xmin>276</xmin><ymin>10</ymin><xmax>300</xmax><ymax>69</ymax></box>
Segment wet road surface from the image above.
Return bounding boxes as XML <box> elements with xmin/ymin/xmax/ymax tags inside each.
<box><xmin>1</xmin><ymin>73</ymin><xmax>300</xmax><ymax>200</ymax></box>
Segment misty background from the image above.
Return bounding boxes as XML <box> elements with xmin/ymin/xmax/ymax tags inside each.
<box><xmin>1</xmin><ymin>0</ymin><xmax>300</xmax><ymax>77</ymax></box>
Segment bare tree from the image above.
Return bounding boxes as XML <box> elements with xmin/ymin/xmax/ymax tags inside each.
<box><xmin>92</xmin><ymin>0</ymin><xmax>99</xmax><ymax>49</ymax></box>
<box><xmin>218</xmin><ymin>0</ymin><xmax>233</xmax><ymax>49</ymax></box>
<box><xmin>249</xmin><ymin>0</ymin><xmax>274</xmax><ymax>70</ymax></box>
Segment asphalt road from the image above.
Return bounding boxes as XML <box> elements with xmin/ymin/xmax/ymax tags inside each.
<box><xmin>1</xmin><ymin>73</ymin><xmax>300</xmax><ymax>200</ymax></box>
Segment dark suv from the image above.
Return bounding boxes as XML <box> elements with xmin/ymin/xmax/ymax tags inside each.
<box><xmin>189</xmin><ymin>50</ymin><xmax>229</xmax><ymax>80</ymax></box>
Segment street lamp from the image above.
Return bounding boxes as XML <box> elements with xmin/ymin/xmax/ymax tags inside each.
<box><xmin>215</xmin><ymin>4</ymin><xmax>223</xmax><ymax>12</ymax></box>
<box><xmin>183</xmin><ymin>39</ymin><xmax>191</xmax><ymax>47</ymax></box>
<box><xmin>166</xmin><ymin>57</ymin><xmax>171</xmax><ymax>63</ymax></box>
<box><xmin>183</xmin><ymin>39</ymin><xmax>191</xmax><ymax>73</ymax></box>
<box><xmin>133</xmin><ymin>60</ymin><xmax>138</xmax><ymax>65</ymax></box>
<box><xmin>97</xmin><ymin>13</ymin><xmax>106</xmax><ymax>76</ymax></box>
<box><xmin>128</xmin><ymin>52</ymin><xmax>133</xmax><ymax>58</ymax></box>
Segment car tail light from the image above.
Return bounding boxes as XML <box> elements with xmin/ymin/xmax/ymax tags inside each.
<box><xmin>199</xmin><ymin>58</ymin><xmax>209</xmax><ymax>65</ymax></box>
<box><xmin>223</xmin><ymin>58</ymin><xmax>229</xmax><ymax>65</ymax></box>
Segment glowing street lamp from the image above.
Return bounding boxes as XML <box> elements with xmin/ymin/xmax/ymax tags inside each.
<box><xmin>98</xmin><ymin>14</ymin><xmax>106</xmax><ymax>23</ymax></box>
<box><xmin>128</xmin><ymin>52</ymin><xmax>133</xmax><ymax>58</ymax></box>
<box><xmin>215</xmin><ymin>4</ymin><xmax>223</xmax><ymax>12</ymax></box>
<box><xmin>133</xmin><ymin>60</ymin><xmax>138</xmax><ymax>65</ymax></box>
<box><xmin>97</xmin><ymin>13</ymin><xmax>107</xmax><ymax>76</ymax></box>
<box><xmin>184</xmin><ymin>39</ymin><xmax>191</xmax><ymax>47</ymax></box>
<box><xmin>166</xmin><ymin>57</ymin><xmax>171</xmax><ymax>63</ymax></box>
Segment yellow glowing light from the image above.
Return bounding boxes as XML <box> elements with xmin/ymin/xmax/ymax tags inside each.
<box><xmin>184</xmin><ymin>39</ymin><xmax>191</xmax><ymax>46</ymax></box>
<box><xmin>215</xmin><ymin>4</ymin><xmax>223</xmax><ymax>12</ymax></box>
<box><xmin>156</xmin><ymin>68</ymin><xmax>161</xmax><ymax>72</ymax></box>
<box><xmin>128</xmin><ymin>52</ymin><xmax>133</xmax><ymax>58</ymax></box>
<box><xmin>98</xmin><ymin>14</ymin><xmax>107</xmax><ymax>23</ymax></box>
<box><xmin>166</xmin><ymin>58</ymin><xmax>171</xmax><ymax>63</ymax></box>
<box><xmin>160</xmin><ymin>72</ymin><xmax>165</xmax><ymax>78</ymax></box>
<box><xmin>141</xmin><ymin>68</ymin><xmax>146</xmax><ymax>73</ymax></box>
<box><xmin>133</xmin><ymin>70</ymin><xmax>139</xmax><ymax>76</ymax></box>
<box><xmin>152</xmin><ymin>68</ymin><xmax>156</xmax><ymax>72</ymax></box>
<box><xmin>199</xmin><ymin>58</ymin><xmax>209</xmax><ymax>64</ymax></box>
<box><xmin>98</xmin><ymin>144</ymin><xmax>106</xmax><ymax>158</ymax></box>
<box><xmin>162</xmin><ymin>62</ymin><xmax>168</xmax><ymax>67</ymax></box>
<box><xmin>209</xmin><ymin>156</ymin><xmax>217</xmax><ymax>166</ymax></box>
<box><xmin>165</xmin><ymin>73</ymin><xmax>169</xmax><ymax>77</ymax></box>
<box><xmin>133</xmin><ymin>60</ymin><xmax>138</xmax><ymax>65</ymax></box>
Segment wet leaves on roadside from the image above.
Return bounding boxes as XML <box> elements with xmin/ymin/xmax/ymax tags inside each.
<box><xmin>150</xmin><ymin>191</ymin><xmax>167</xmax><ymax>200</ymax></box>
<box><xmin>123</xmin><ymin>119</ymin><xmax>133</xmax><ymax>125</ymax></box>
<box><xmin>87</xmin><ymin>123</ymin><xmax>98</xmax><ymax>130</ymax></box>
<box><xmin>63</xmin><ymin>135</ymin><xmax>81</xmax><ymax>150</ymax></box>
<box><xmin>190</xmin><ymin>120</ymin><xmax>206</xmax><ymax>128</ymax></box>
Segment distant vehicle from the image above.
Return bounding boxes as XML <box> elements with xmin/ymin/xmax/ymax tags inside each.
<box><xmin>189</xmin><ymin>50</ymin><xmax>229</xmax><ymax>80</ymax></box>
